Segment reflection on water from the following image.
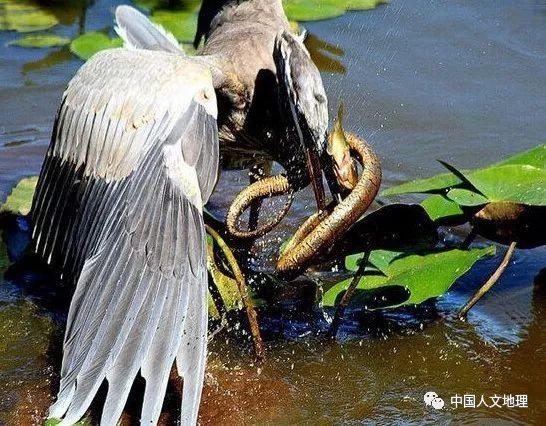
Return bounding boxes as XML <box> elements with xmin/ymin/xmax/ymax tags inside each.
<box><xmin>0</xmin><ymin>0</ymin><xmax>545</xmax><ymax>424</ymax></box>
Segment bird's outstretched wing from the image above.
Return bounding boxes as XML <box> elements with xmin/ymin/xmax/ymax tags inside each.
<box><xmin>115</xmin><ymin>5</ymin><xmax>184</xmax><ymax>55</ymax></box>
<box><xmin>31</xmin><ymin>48</ymin><xmax>218</xmax><ymax>425</ymax></box>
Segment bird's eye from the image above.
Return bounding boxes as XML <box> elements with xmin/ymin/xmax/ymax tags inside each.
<box><xmin>315</xmin><ymin>93</ymin><xmax>326</xmax><ymax>103</ymax></box>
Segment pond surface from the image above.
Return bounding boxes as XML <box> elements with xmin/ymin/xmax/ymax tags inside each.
<box><xmin>1</xmin><ymin>0</ymin><xmax>545</xmax><ymax>424</ymax></box>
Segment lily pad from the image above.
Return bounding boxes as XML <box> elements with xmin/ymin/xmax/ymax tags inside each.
<box><xmin>324</xmin><ymin>246</ymin><xmax>496</xmax><ymax>309</ymax></box>
<box><xmin>420</xmin><ymin>194</ymin><xmax>465</xmax><ymax>223</ymax></box>
<box><xmin>283</xmin><ymin>0</ymin><xmax>345</xmax><ymax>21</ymax></box>
<box><xmin>283</xmin><ymin>0</ymin><xmax>385</xmax><ymax>21</ymax></box>
<box><xmin>151</xmin><ymin>10</ymin><xmax>197</xmax><ymax>43</ymax></box>
<box><xmin>446</xmin><ymin>188</ymin><xmax>489</xmax><ymax>207</ymax></box>
<box><xmin>382</xmin><ymin>144</ymin><xmax>546</xmax><ymax>197</ymax></box>
<box><xmin>497</xmin><ymin>144</ymin><xmax>546</xmax><ymax>169</ymax></box>
<box><xmin>460</xmin><ymin>164</ymin><xmax>546</xmax><ymax>206</ymax></box>
<box><xmin>343</xmin><ymin>0</ymin><xmax>388</xmax><ymax>11</ymax></box>
<box><xmin>0</xmin><ymin>0</ymin><xmax>58</xmax><ymax>32</ymax></box>
<box><xmin>70</xmin><ymin>32</ymin><xmax>122</xmax><ymax>61</ymax></box>
<box><xmin>7</xmin><ymin>33</ymin><xmax>70</xmax><ymax>48</ymax></box>
<box><xmin>345</xmin><ymin>248</ymin><xmax>402</xmax><ymax>274</ymax></box>
<box><xmin>332</xmin><ymin>204</ymin><xmax>438</xmax><ymax>258</ymax></box>
<box><xmin>0</xmin><ymin>176</ymin><xmax>37</xmax><ymax>216</ymax></box>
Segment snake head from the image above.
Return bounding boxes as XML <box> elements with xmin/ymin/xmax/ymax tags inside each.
<box><xmin>327</xmin><ymin>103</ymin><xmax>358</xmax><ymax>191</ymax></box>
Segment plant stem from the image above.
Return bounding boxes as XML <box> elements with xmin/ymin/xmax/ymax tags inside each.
<box><xmin>329</xmin><ymin>251</ymin><xmax>370</xmax><ymax>338</ymax></box>
<box><xmin>459</xmin><ymin>241</ymin><xmax>517</xmax><ymax>320</ymax></box>
<box><xmin>205</xmin><ymin>225</ymin><xmax>265</xmax><ymax>361</ymax></box>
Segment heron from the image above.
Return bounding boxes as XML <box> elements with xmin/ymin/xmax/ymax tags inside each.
<box><xmin>29</xmin><ymin>2</ymin><xmax>380</xmax><ymax>425</ymax></box>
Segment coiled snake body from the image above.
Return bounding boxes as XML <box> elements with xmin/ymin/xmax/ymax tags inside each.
<box><xmin>226</xmin><ymin>133</ymin><xmax>382</xmax><ymax>273</ymax></box>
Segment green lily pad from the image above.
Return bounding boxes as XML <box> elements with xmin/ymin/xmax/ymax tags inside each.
<box><xmin>496</xmin><ymin>144</ymin><xmax>546</xmax><ymax>169</ymax></box>
<box><xmin>420</xmin><ymin>194</ymin><xmax>465</xmax><ymax>223</ymax></box>
<box><xmin>7</xmin><ymin>33</ymin><xmax>70</xmax><ymax>48</ymax></box>
<box><xmin>446</xmin><ymin>188</ymin><xmax>489</xmax><ymax>207</ymax></box>
<box><xmin>324</xmin><ymin>246</ymin><xmax>496</xmax><ymax>309</ymax></box>
<box><xmin>460</xmin><ymin>164</ymin><xmax>546</xmax><ymax>206</ymax></box>
<box><xmin>343</xmin><ymin>0</ymin><xmax>388</xmax><ymax>11</ymax></box>
<box><xmin>0</xmin><ymin>176</ymin><xmax>38</xmax><ymax>216</ymax></box>
<box><xmin>332</xmin><ymin>204</ymin><xmax>438</xmax><ymax>258</ymax></box>
<box><xmin>382</xmin><ymin>144</ymin><xmax>546</xmax><ymax>197</ymax></box>
<box><xmin>151</xmin><ymin>10</ymin><xmax>197</xmax><ymax>43</ymax></box>
<box><xmin>0</xmin><ymin>0</ymin><xmax>58</xmax><ymax>32</ymax></box>
<box><xmin>345</xmin><ymin>249</ymin><xmax>402</xmax><ymax>274</ymax></box>
<box><xmin>283</xmin><ymin>0</ymin><xmax>385</xmax><ymax>21</ymax></box>
<box><xmin>70</xmin><ymin>32</ymin><xmax>123</xmax><ymax>61</ymax></box>
<box><xmin>283</xmin><ymin>0</ymin><xmax>345</xmax><ymax>21</ymax></box>
<box><xmin>381</xmin><ymin>172</ymin><xmax>462</xmax><ymax>197</ymax></box>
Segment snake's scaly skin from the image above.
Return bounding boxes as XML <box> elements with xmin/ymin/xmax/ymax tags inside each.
<box><xmin>226</xmin><ymin>134</ymin><xmax>382</xmax><ymax>272</ymax></box>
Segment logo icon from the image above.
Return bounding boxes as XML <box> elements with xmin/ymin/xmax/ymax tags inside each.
<box><xmin>424</xmin><ymin>391</ymin><xmax>445</xmax><ymax>410</ymax></box>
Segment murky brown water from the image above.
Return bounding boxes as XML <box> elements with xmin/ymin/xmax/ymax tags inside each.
<box><xmin>1</xmin><ymin>0</ymin><xmax>545</xmax><ymax>424</ymax></box>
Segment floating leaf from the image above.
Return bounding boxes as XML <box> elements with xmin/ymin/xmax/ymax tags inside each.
<box><xmin>460</xmin><ymin>165</ymin><xmax>546</xmax><ymax>206</ymax></box>
<box><xmin>333</xmin><ymin>204</ymin><xmax>438</xmax><ymax>258</ymax></box>
<box><xmin>70</xmin><ymin>32</ymin><xmax>122</xmax><ymax>61</ymax></box>
<box><xmin>7</xmin><ymin>33</ymin><xmax>70</xmax><ymax>48</ymax></box>
<box><xmin>0</xmin><ymin>176</ymin><xmax>38</xmax><ymax>216</ymax></box>
<box><xmin>283</xmin><ymin>0</ymin><xmax>385</xmax><ymax>21</ymax></box>
<box><xmin>496</xmin><ymin>144</ymin><xmax>546</xmax><ymax>169</ymax></box>
<box><xmin>420</xmin><ymin>194</ymin><xmax>465</xmax><ymax>223</ymax></box>
<box><xmin>446</xmin><ymin>188</ymin><xmax>489</xmax><ymax>207</ymax></box>
<box><xmin>381</xmin><ymin>172</ymin><xmax>462</xmax><ymax>197</ymax></box>
<box><xmin>283</xmin><ymin>0</ymin><xmax>345</xmax><ymax>21</ymax></box>
<box><xmin>0</xmin><ymin>0</ymin><xmax>58</xmax><ymax>32</ymax></box>
<box><xmin>324</xmin><ymin>247</ymin><xmax>496</xmax><ymax>309</ymax></box>
<box><xmin>22</xmin><ymin>46</ymin><xmax>72</xmax><ymax>74</ymax></box>
<box><xmin>382</xmin><ymin>144</ymin><xmax>546</xmax><ymax>197</ymax></box>
<box><xmin>345</xmin><ymin>249</ymin><xmax>402</xmax><ymax>274</ymax></box>
<box><xmin>343</xmin><ymin>0</ymin><xmax>388</xmax><ymax>11</ymax></box>
<box><xmin>151</xmin><ymin>10</ymin><xmax>197</xmax><ymax>43</ymax></box>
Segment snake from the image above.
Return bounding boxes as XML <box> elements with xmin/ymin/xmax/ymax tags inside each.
<box><xmin>226</xmin><ymin>133</ymin><xmax>382</xmax><ymax>273</ymax></box>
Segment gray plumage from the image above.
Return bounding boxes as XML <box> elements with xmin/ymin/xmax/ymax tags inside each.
<box><xmin>34</xmin><ymin>2</ymin><xmax>329</xmax><ymax>425</ymax></box>
<box><xmin>32</xmin><ymin>47</ymin><xmax>218</xmax><ymax>425</ymax></box>
<box><xmin>198</xmin><ymin>0</ymin><xmax>329</xmax><ymax>185</ymax></box>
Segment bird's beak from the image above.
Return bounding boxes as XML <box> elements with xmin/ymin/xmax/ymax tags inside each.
<box><xmin>305</xmin><ymin>137</ymin><xmax>327</xmax><ymax>211</ymax></box>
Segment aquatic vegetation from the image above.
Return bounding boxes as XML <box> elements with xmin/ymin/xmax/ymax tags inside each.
<box><xmin>150</xmin><ymin>9</ymin><xmax>198</xmax><ymax>43</ymax></box>
<box><xmin>382</xmin><ymin>145</ymin><xmax>546</xmax><ymax>317</ymax></box>
<box><xmin>0</xmin><ymin>0</ymin><xmax>58</xmax><ymax>32</ymax></box>
<box><xmin>0</xmin><ymin>0</ymin><xmax>384</xmax><ymax>70</ymax></box>
<box><xmin>324</xmin><ymin>247</ymin><xmax>496</xmax><ymax>309</ymax></box>
<box><xmin>283</xmin><ymin>0</ymin><xmax>387</xmax><ymax>22</ymax></box>
<box><xmin>69</xmin><ymin>31</ymin><xmax>123</xmax><ymax>60</ymax></box>
<box><xmin>7</xmin><ymin>33</ymin><xmax>70</xmax><ymax>48</ymax></box>
<box><xmin>0</xmin><ymin>176</ymin><xmax>37</xmax><ymax>216</ymax></box>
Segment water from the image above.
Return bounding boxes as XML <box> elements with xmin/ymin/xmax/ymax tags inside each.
<box><xmin>1</xmin><ymin>0</ymin><xmax>545</xmax><ymax>424</ymax></box>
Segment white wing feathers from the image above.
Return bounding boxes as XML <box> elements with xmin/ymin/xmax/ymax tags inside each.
<box><xmin>115</xmin><ymin>5</ymin><xmax>184</xmax><ymax>55</ymax></box>
<box><xmin>31</xmin><ymin>48</ymin><xmax>218</xmax><ymax>425</ymax></box>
